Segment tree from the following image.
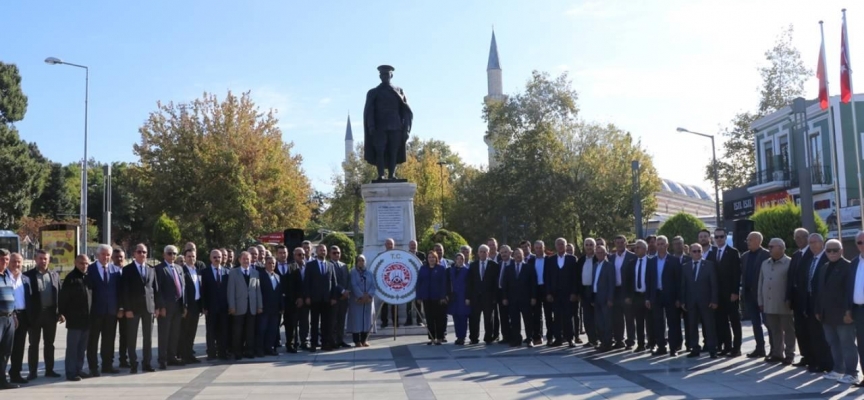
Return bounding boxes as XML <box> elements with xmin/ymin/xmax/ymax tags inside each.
<box><xmin>152</xmin><ymin>213</ymin><xmax>181</xmax><ymax>257</ymax></box>
<box><xmin>133</xmin><ymin>91</ymin><xmax>313</xmax><ymax>249</ymax></box>
<box><xmin>0</xmin><ymin>62</ymin><xmax>48</xmax><ymax>229</ymax></box>
<box><xmin>450</xmin><ymin>71</ymin><xmax>660</xmax><ymax>246</ymax></box>
<box><xmin>320</xmin><ymin>232</ymin><xmax>357</xmax><ymax>266</ymax></box>
<box><xmin>418</xmin><ymin>228</ymin><xmax>468</xmax><ymax>260</ymax></box>
<box><xmin>31</xmin><ymin>162</ymin><xmax>76</xmax><ymax>220</ymax></box>
<box><xmin>708</xmin><ymin>25</ymin><xmax>811</xmax><ymax>191</ymax></box>
<box><xmin>752</xmin><ymin>203</ymin><xmax>827</xmax><ymax>255</ymax></box>
<box><xmin>656</xmin><ymin>213</ymin><xmax>708</xmax><ymax>245</ymax></box>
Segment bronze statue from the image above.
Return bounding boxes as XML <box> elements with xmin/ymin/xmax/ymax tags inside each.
<box><xmin>363</xmin><ymin>65</ymin><xmax>413</xmax><ymax>181</ymax></box>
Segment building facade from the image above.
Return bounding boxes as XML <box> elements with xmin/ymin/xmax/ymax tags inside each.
<box><xmin>484</xmin><ymin>30</ymin><xmax>507</xmax><ymax>169</ymax></box>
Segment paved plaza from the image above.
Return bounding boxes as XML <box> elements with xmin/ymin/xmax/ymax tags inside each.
<box><xmin>11</xmin><ymin>319</ymin><xmax>864</xmax><ymax>399</ymax></box>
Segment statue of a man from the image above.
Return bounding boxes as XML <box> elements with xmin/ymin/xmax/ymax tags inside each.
<box><xmin>363</xmin><ymin>65</ymin><xmax>413</xmax><ymax>181</ymax></box>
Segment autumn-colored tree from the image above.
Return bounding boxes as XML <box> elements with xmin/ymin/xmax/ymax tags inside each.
<box><xmin>133</xmin><ymin>91</ymin><xmax>313</xmax><ymax>249</ymax></box>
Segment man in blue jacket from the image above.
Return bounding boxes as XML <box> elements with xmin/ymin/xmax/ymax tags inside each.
<box><xmin>87</xmin><ymin>244</ymin><xmax>123</xmax><ymax>376</ymax></box>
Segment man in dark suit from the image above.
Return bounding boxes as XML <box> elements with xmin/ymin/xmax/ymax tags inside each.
<box><xmin>122</xmin><ymin>244</ymin><xmax>157</xmax><ymax>373</ymax></box>
<box><xmin>590</xmin><ymin>245</ymin><xmax>617</xmax><ymax>352</ymax></box>
<box><xmin>798</xmin><ymin>233</ymin><xmax>832</xmax><ymax>372</ymax></box>
<box><xmin>179</xmin><ymin>249</ymin><xmax>202</xmax><ymax>364</ymax></box>
<box><xmin>741</xmin><ymin>231</ymin><xmax>771</xmax><ymax>359</ymax></box>
<box><xmin>787</xmin><ymin>228</ymin><xmax>810</xmax><ymax>368</ymax></box>
<box><xmin>7</xmin><ymin>253</ymin><xmax>31</xmax><ymax>384</ymax></box>
<box><xmin>111</xmin><ymin>249</ymin><xmax>131</xmax><ymax>368</ymax></box>
<box><xmin>705</xmin><ymin>228</ymin><xmax>742</xmax><ymax>357</ymax></box>
<box><xmin>304</xmin><ymin>244</ymin><xmax>340</xmax><ymax>352</ymax></box>
<box><xmin>467</xmin><ymin>244</ymin><xmax>500</xmax><ymax>345</ymax></box>
<box><xmin>154</xmin><ymin>245</ymin><xmax>187</xmax><ymax>369</ymax></box>
<box><xmin>577</xmin><ymin>239</ymin><xmax>598</xmax><ymax>348</ymax></box>
<box><xmin>275</xmin><ymin>245</ymin><xmax>303</xmax><ymax>353</ymax></box>
<box><xmin>682</xmin><ymin>243</ymin><xmax>719</xmax><ymax>358</ymax></box>
<box><xmin>530</xmin><ymin>240</ymin><xmax>552</xmax><ymax>346</ymax></box>
<box><xmin>258</xmin><ymin>256</ymin><xmax>283</xmax><ymax>356</ymax></box>
<box><xmin>330</xmin><ymin>246</ymin><xmax>351</xmax><ymax>349</ymax></box>
<box><xmin>648</xmin><ymin>236</ymin><xmax>682</xmax><ymax>356</ymax></box>
<box><xmin>23</xmin><ymin>249</ymin><xmax>61</xmax><ymax>380</ymax></box>
<box><xmin>86</xmin><ymin>244</ymin><xmax>123</xmax><ymax>376</ymax></box>
<box><xmin>544</xmin><ymin>238</ymin><xmax>580</xmax><ymax>348</ymax></box>
<box><xmin>608</xmin><ymin>235</ymin><xmax>636</xmax><ymax>349</ymax></box>
<box><xmin>502</xmin><ymin>248</ymin><xmax>537</xmax><ymax>347</ymax></box>
<box><xmin>496</xmin><ymin>246</ymin><xmax>514</xmax><ymax>345</ymax></box>
<box><xmin>201</xmin><ymin>249</ymin><xmax>230</xmax><ymax>360</ymax></box>
<box><xmin>622</xmin><ymin>240</ymin><xmax>654</xmax><ymax>353</ymax></box>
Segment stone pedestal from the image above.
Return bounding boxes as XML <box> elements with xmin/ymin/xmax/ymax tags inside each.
<box><xmin>362</xmin><ymin>182</ymin><xmax>419</xmax><ymax>330</ymax></box>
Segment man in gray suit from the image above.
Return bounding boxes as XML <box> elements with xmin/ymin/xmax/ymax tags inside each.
<box><xmin>591</xmin><ymin>246</ymin><xmax>617</xmax><ymax>352</ymax></box>
<box><xmin>609</xmin><ymin>235</ymin><xmax>636</xmax><ymax>349</ymax></box>
<box><xmin>329</xmin><ymin>246</ymin><xmax>351</xmax><ymax>349</ymax></box>
<box><xmin>228</xmin><ymin>251</ymin><xmax>263</xmax><ymax>360</ymax></box>
<box><xmin>154</xmin><ymin>245</ymin><xmax>186</xmax><ymax>370</ymax></box>
<box><xmin>681</xmin><ymin>243</ymin><xmax>718</xmax><ymax>359</ymax></box>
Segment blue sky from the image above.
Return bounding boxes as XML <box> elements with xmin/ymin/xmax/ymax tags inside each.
<box><xmin>7</xmin><ymin>0</ymin><xmax>864</xmax><ymax>193</ymax></box>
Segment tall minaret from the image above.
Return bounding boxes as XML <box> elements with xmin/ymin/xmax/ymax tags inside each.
<box><xmin>344</xmin><ymin>114</ymin><xmax>354</xmax><ymax>164</ymax></box>
<box><xmin>484</xmin><ymin>29</ymin><xmax>507</xmax><ymax>169</ymax></box>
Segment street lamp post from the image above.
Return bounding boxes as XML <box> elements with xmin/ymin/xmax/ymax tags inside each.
<box><xmin>437</xmin><ymin>160</ymin><xmax>450</xmax><ymax>228</ymax></box>
<box><xmin>46</xmin><ymin>57</ymin><xmax>89</xmax><ymax>254</ymax></box>
<box><xmin>676</xmin><ymin>127</ymin><xmax>722</xmax><ymax>228</ymax></box>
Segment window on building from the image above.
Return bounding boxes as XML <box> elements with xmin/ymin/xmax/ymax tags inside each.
<box><xmin>779</xmin><ymin>135</ymin><xmax>790</xmax><ymax>172</ymax></box>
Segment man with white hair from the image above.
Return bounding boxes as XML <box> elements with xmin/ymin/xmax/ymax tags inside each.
<box><xmin>578</xmin><ymin>238</ymin><xmax>597</xmax><ymax>347</ymax></box>
<box><xmin>86</xmin><ymin>244</ymin><xmax>123</xmax><ymax>376</ymax></box>
<box><xmin>798</xmin><ymin>233</ymin><xmax>833</xmax><ymax>373</ymax></box>
<box><xmin>7</xmin><ymin>253</ymin><xmax>30</xmax><ymax>385</ymax></box>
<box><xmin>759</xmin><ymin>238</ymin><xmax>794</xmax><ymax>364</ymax></box>
<box><xmin>787</xmin><ymin>227</ymin><xmax>811</xmax><ymax>368</ymax></box>
<box><xmin>740</xmin><ymin>231</ymin><xmax>770</xmax><ymax>359</ymax></box>
<box><xmin>623</xmin><ymin>240</ymin><xmax>652</xmax><ymax>352</ymax></box>
<box><xmin>544</xmin><ymin>238</ymin><xmax>579</xmax><ymax>348</ymax></box>
<box><xmin>815</xmin><ymin>239</ymin><xmax>858</xmax><ymax>384</ymax></box>
<box><xmin>154</xmin><ymin>245</ymin><xmax>186</xmax><ymax>370</ymax></box>
<box><xmin>467</xmin><ymin>244</ymin><xmax>500</xmax><ymax>344</ymax></box>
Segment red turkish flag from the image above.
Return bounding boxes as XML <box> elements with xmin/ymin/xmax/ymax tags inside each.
<box><xmin>818</xmin><ymin>38</ymin><xmax>829</xmax><ymax>110</ymax></box>
<box><xmin>841</xmin><ymin>15</ymin><xmax>853</xmax><ymax>103</ymax></box>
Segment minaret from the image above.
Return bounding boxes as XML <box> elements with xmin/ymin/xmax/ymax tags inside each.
<box><xmin>344</xmin><ymin>114</ymin><xmax>354</xmax><ymax>164</ymax></box>
<box><xmin>484</xmin><ymin>29</ymin><xmax>507</xmax><ymax>169</ymax></box>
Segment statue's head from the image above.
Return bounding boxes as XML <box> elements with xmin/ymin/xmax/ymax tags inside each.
<box><xmin>377</xmin><ymin>65</ymin><xmax>394</xmax><ymax>84</ymax></box>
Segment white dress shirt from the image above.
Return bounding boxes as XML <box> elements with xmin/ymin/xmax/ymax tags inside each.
<box><xmin>854</xmin><ymin>256</ymin><xmax>864</xmax><ymax>305</ymax></box>
<box><xmin>557</xmin><ymin>255</ymin><xmax>566</xmax><ymax>269</ymax></box>
<box><xmin>11</xmin><ymin>274</ymin><xmax>25</xmax><ymax>310</ymax></box>
<box><xmin>269</xmin><ymin>272</ymin><xmax>278</xmax><ymax>289</ymax></box>
<box><xmin>656</xmin><ymin>256</ymin><xmax>667</xmax><ymax>290</ymax></box>
<box><xmin>614</xmin><ymin>252</ymin><xmax>626</xmax><ymax>286</ymax></box>
<box><xmin>186</xmin><ymin>265</ymin><xmax>201</xmax><ymax>300</ymax></box>
<box><xmin>581</xmin><ymin>257</ymin><xmax>594</xmax><ymax>286</ymax></box>
<box><xmin>593</xmin><ymin>261</ymin><xmax>604</xmax><ymax>293</ymax></box>
<box><xmin>96</xmin><ymin>261</ymin><xmax>108</xmax><ymax>281</ymax></box>
<box><xmin>534</xmin><ymin>257</ymin><xmax>545</xmax><ymax>285</ymax></box>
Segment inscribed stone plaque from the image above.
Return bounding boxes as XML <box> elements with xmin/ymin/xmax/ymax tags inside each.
<box><xmin>377</xmin><ymin>204</ymin><xmax>404</xmax><ymax>241</ymax></box>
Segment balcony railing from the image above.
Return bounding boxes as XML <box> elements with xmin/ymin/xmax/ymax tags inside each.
<box><xmin>750</xmin><ymin>167</ymin><xmax>794</xmax><ymax>188</ymax></box>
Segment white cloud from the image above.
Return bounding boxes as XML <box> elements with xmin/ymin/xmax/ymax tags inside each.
<box><xmin>318</xmin><ymin>97</ymin><xmax>332</xmax><ymax>106</ymax></box>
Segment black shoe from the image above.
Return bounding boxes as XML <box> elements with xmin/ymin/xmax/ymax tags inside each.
<box><xmin>25</xmin><ymin>374</ymin><xmax>36</xmax><ymax>381</ymax></box>
<box><xmin>793</xmin><ymin>359</ymin><xmax>809</xmax><ymax>367</ymax></box>
<box><xmin>142</xmin><ymin>365</ymin><xmax>155</xmax><ymax>372</ymax></box>
<box><xmin>103</xmin><ymin>367</ymin><xmax>120</xmax><ymax>374</ymax></box>
<box><xmin>287</xmin><ymin>347</ymin><xmax>298</xmax><ymax>354</ymax></box>
<box><xmin>159</xmin><ymin>363</ymin><xmax>167</xmax><ymax>370</ymax></box>
<box><xmin>686</xmin><ymin>351</ymin><xmax>700</xmax><ymax>358</ymax></box>
<box><xmin>78</xmin><ymin>372</ymin><xmax>91</xmax><ymax>379</ymax></box>
<box><xmin>651</xmin><ymin>348</ymin><xmax>668</xmax><ymax>356</ymax></box>
<box><xmin>66</xmin><ymin>376</ymin><xmax>82</xmax><ymax>382</ymax></box>
<box><xmin>718</xmin><ymin>349</ymin><xmax>729</xmax><ymax>356</ymax></box>
<box><xmin>728</xmin><ymin>350</ymin><xmax>742</xmax><ymax>357</ymax></box>
<box><xmin>309</xmin><ymin>348</ymin><xmax>317</xmax><ymax>353</ymax></box>
<box><xmin>455</xmin><ymin>339</ymin><xmax>465</xmax><ymax>345</ymax></box>
<box><xmin>89</xmin><ymin>370</ymin><xmax>101</xmax><ymax>377</ymax></box>
<box><xmin>300</xmin><ymin>343</ymin><xmax>310</xmax><ymax>350</ymax></box>
<box><xmin>596</xmin><ymin>345</ymin><xmax>612</xmax><ymax>353</ymax></box>
<box><xmin>130</xmin><ymin>366</ymin><xmax>138</xmax><ymax>374</ymax></box>
<box><xmin>526</xmin><ymin>341</ymin><xmax>534</xmax><ymax>348</ymax></box>
<box><xmin>764</xmin><ymin>356</ymin><xmax>782</xmax><ymax>363</ymax></box>
<box><xmin>548</xmin><ymin>340</ymin><xmax>562</xmax><ymax>347</ymax></box>
<box><xmin>613</xmin><ymin>342</ymin><xmax>626</xmax><ymax>349</ymax></box>
<box><xmin>168</xmin><ymin>360</ymin><xmax>184</xmax><ymax>367</ymax></box>
<box><xmin>442</xmin><ymin>339</ymin><xmax>448</xmax><ymax>343</ymax></box>
<box><xmin>669</xmin><ymin>350</ymin><xmax>678</xmax><ymax>357</ymax></box>
<box><xmin>339</xmin><ymin>343</ymin><xmax>352</xmax><ymax>349</ymax></box>
<box><xmin>747</xmin><ymin>349</ymin><xmax>766</xmax><ymax>358</ymax></box>
<box><xmin>709</xmin><ymin>352</ymin><xmax>718</xmax><ymax>359</ymax></box>
<box><xmin>9</xmin><ymin>376</ymin><xmax>26</xmax><ymax>384</ymax></box>
<box><xmin>568</xmin><ymin>341</ymin><xmax>576</xmax><ymax>348</ymax></box>
<box><xmin>381</xmin><ymin>322</ymin><xmax>389</xmax><ymax>328</ymax></box>
<box><xmin>625</xmin><ymin>345</ymin><xmax>633</xmax><ymax>350</ymax></box>
<box><xmin>574</xmin><ymin>337</ymin><xmax>584</xmax><ymax>344</ymax></box>
<box><xmin>43</xmin><ymin>370</ymin><xmax>60</xmax><ymax>378</ymax></box>
<box><xmin>783</xmin><ymin>357</ymin><xmax>794</xmax><ymax>365</ymax></box>
<box><xmin>634</xmin><ymin>346</ymin><xmax>645</xmax><ymax>353</ymax></box>
<box><xmin>583</xmin><ymin>342</ymin><xmax>595</xmax><ymax>348</ymax></box>
<box><xmin>185</xmin><ymin>358</ymin><xmax>202</xmax><ymax>364</ymax></box>
<box><xmin>470</xmin><ymin>340</ymin><xmax>480</xmax><ymax>345</ymax></box>
<box><xmin>119</xmin><ymin>361</ymin><xmax>131</xmax><ymax>368</ymax></box>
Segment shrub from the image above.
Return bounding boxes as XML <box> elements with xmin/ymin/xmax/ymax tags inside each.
<box><xmin>320</xmin><ymin>232</ymin><xmax>357</xmax><ymax>266</ymax></box>
<box><xmin>418</xmin><ymin>228</ymin><xmax>468</xmax><ymax>260</ymax></box>
<box><xmin>656</xmin><ymin>212</ymin><xmax>706</xmax><ymax>245</ymax></box>
<box><xmin>152</xmin><ymin>213</ymin><xmax>181</xmax><ymax>257</ymax></box>
<box><xmin>752</xmin><ymin>203</ymin><xmax>828</xmax><ymax>255</ymax></box>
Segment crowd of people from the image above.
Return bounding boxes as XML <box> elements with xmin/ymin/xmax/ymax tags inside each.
<box><xmin>0</xmin><ymin>226</ymin><xmax>863</xmax><ymax>390</ymax></box>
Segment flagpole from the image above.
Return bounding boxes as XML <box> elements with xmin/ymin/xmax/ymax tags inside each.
<box><xmin>843</xmin><ymin>9</ymin><xmax>864</xmax><ymax>231</ymax></box>
<box><xmin>822</xmin><ymin>20</ymin><xmax>844</xmax><ymax>240</ymax></box>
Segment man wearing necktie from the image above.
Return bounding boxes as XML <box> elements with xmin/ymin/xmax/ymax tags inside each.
<box><xmin>501</xmin><ymin>249</ymin><xmax>537</xmax><ymax>347</ymax></box>
<box><xmin>228</xmin><ymin>252</ymin><xmax>264</xmax><ymax>359</ymax></box>
<box><xmin>681</xmin><ymin>243</ymin><xmax>718</xmax><ymax>359</ymax></box>
<box><xmin>154</xmin><ymin>245</ymin><xmax>187</xmax><ymax>370</ymax></box>
<box><xmin>179</xmin><ymin>249</ymin><xmax>203</xmax><ymax>364</ymax></box>
<box><xmin>329</xmin><ymin>246</ymin><xmax>352</xmax><ymax>349</ymax></box>
<box><xmin>257</xmin><ymin>256</ymin><xmax>283</xmax><ymax>356</ymax></box>
<box><xmin>201</xmin><ymin>249</ymin><xmax>230</xmax><ymax>360</ymax></box>
<box><xmin>121</xmin><ymin>244</ymin><xmax>157</xmax><ymax>373</ymax></box>
<box><xmin>622</xmin><ymin>240</ymin><xmax>653</xmax><ymax>353</ymax></box>
<box><xmin>466</xmin><ymin>245</ymin><xmax>500</xmax><ymax>345</ymax></box>
<box><xmin>303</xmin><ymin>244</ymin><xmax>340</xmax><ymax>352</ymax></box>
<box><xmin>282</xmin><ymin>247</ymin><xmax>305</xmax><ymax>353</ymax></box>
<box><xmin>86</xmin><ymin>244</ymin><xmax>123</xmax><ymax>376</ymax></box>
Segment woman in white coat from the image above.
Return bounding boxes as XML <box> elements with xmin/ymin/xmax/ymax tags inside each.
<box><xmin>348</xmin><ymin>255</ymin><xmax>376</xmax><ymax>347</ymax></box>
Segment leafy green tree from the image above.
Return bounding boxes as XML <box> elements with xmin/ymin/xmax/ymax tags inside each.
<box><xmin>152</xmin><ymin>213</ymin><xmax>181</xmax><ymax>257</ymax></box>
<box><xmin>0</xmin><ymin>62</ymin><xmax>48</xmax><ymax>228</ymax></box>
<box><xmin>133</xmin><ymin>91</ymin><xmax>313</xmax><ymax>250</ymax></box>
<box><xmin>708</xmin><ymin>25</ymin><xmax>811</xmax><ymax>191</ymax></box>
<box><xmin>657</xmin><ymin>212</ymin><xmax>708</xmax><ymax>245</ymax></box>
<box><xmin>31</xmin><ymin>162</ymin><xmax>76</xmax><ymax>220</ymax></box>
<box><xmin>418</xmin><ymin>228</ymin><xmax>468</xmax><ymax>260</ymax></box>
<box><xmin>752</xmin><ymin>203</ymin><xmax>828</xmax><ymax>255</ymax></box>
<box><xmin>320</xmin><ymin>232</ymin><xmax>357</xmax><ymax>266</ymax></box>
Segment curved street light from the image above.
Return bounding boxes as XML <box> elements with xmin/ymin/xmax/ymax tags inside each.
<box><xmin>677</xmin><ymin>127</ymin><xmax>722</xmax><ymax>228</ymax></box>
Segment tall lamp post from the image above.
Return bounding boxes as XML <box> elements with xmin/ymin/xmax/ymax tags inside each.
<box><xmin>676</xmin><ymin>127</ymin><xmax>722</xmax><ymax>228</ymax></box>
<box><xmin>45</xmin><ymin>57</ymin><xmax>89</xmax><ymax>254</ymax></box>
<box><xmin>437</xmin><ymin>160</ymin><xmax>450</xmax><ymax>229</ymax></box>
